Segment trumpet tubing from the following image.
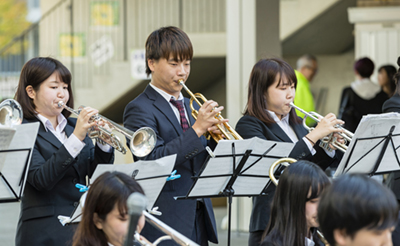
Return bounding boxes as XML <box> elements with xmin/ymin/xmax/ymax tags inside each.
<box><xmin>289</xmin><ymin>102</ymin><xmax>353</xmax><ymax>153</ymax></box>
<box><xmin>58</xmin><ymin>101</ymin><xmax>156</xmax><ymax>157</ymax></box>
<box><xmin>177</xmin><ymin>79</ymin><xmax>243</xmax><ymax>142</ymax></box>
<box><xmin>0</xmin><ymin>99</ymin><xmax>23</xmax><ymax>127</ymax></box>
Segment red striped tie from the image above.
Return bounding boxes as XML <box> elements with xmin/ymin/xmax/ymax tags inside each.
<box><xmin>170</xmin><ymin>99</ymin><xmax>189</xmax><ymax>132</ymax></box>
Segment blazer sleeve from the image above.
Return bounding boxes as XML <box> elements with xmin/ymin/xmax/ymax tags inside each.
<box><xmin>123</xmin><ymin>99</ymin><xmax>205</xmax><ymax>167</ymax></box>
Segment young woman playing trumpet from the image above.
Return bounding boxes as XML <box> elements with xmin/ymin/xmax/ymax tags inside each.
<box><xmin>235</xmin><ymin>58</ymin><xmax>343</xmax><ymax>246</ymax></box>
<box><xmin>14</xmin><ymin>57</ymin><xmax>114</xmax><ymax>246</ymax></box>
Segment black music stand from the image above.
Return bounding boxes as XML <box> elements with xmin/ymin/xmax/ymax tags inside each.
<box><xmin>176</xmin><ymin>137</ymin><xmax>294</xmax><ymax>246</ymax></box>
<box><xmin>0</xmin><ymin>122</ymin><xmax>39</xmax><ymax>203</ymax></box>
<box><xmin>335</xmin><ymin>113</ymin><xmax>400</xmax><ymax>176</ymax></box>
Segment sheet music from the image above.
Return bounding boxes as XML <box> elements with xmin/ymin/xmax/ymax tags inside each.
<box><xmin>0</xmin><ymin>123</ymin><xmax>39</xmax><ymax>200</ymax></box>
<box><xmin>335</xmin><ymin>113</ymin><xmax>400</xmax><ymax>176</ymax></box>
<box><xmin>68</xmin><ymin>154</ymin><xmax>177</xmax><ymax>223</ymax></box>
<box><xmin>188</xmin><ymin>137</ymin><xmax>294</xmax><ymax>197</ymax></box>
<box><xmin>0</xmin><ymin>126</ymin><xmax>16</xmax><ymax>171</ymax></box>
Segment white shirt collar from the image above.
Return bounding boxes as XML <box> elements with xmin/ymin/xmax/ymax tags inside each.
<box><xmin>266</xmin><ymin>110</ymin><xmax>290</xmax><ymax>124</ymax></box>
<box><xmin>149</xmin><ymin>82</ymin><xmax>184</xmax><ymax>102</ymax></box>
<box><xmin>37</xmin><ymin>113</ymin><xmax>67</xmax><ymax>132</ymax></box>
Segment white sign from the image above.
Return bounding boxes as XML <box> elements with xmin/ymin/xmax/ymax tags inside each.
<box><xmin>89</xmin><ymin>35</ymin><xmax>114</xmax><ymax>67</ymax></box>
<box><xmin>131</xmin><ymin>49</ymin><xmax>150</xmax><ymax>80</ymax></box>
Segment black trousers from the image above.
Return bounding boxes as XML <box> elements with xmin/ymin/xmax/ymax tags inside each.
<box><xmin>190</xmin><ymin>201</ymin><xmax>209</xmax><ymax>246</ymax></box>
<box><xmin>248</xmin><ymin>230</ymin><xmax>263</xmax><ymax>246</ymax></box>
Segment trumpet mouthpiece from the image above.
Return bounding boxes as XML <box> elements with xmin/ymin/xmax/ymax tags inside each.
<box><xmin>57</xmin><ymin>101</ymin><xmax>65</xmax><ymax>108</ymax></box>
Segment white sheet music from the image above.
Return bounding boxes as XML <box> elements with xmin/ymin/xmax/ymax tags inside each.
<box><xmin>0</xmin><ymin>122</ymin><xmax>39</xmax><ymax>200</ymax></box>
<box><xmin>0</xmin><ymin>126</ymin><xmax>16</xmax><ymax>172</ymax></box>
<box><xmin>67</xmin><ymin>154</ymin><xmax>177</xmax><ymax>223</ymax></box>
<box><xmin>335</xmin><ymin>113</ymin><xmax>400</xmax><ymax>176</ymax></box>
<box><xmin>187</xmin><ymin>137</ymin><xmax>294</xmax><ymax>197</ymax></box>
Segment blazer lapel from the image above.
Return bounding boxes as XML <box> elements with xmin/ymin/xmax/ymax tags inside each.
<box><xmin>145</xmin><ymin>85</ymin><xmax>183</xmax><ymax>134</ymax></box>
<box><xmin>269</xmin><ymin>122</ymin><xmax>293</xmax><ymax>142</ymax></box>
<box><xmin>290</xmin><ymin>120</ymin><xmax>308</xmax><ymax>140</ymax></box>
<box><xmin>25</xmin><ymin>118</ymin><xmax>63</xmax><ymax>149</ymax></box>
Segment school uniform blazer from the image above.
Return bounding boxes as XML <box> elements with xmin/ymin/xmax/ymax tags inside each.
<box><xmin>16</xmin><ymin>117</ymin><xmax>114</xmax><ymax>246</ymax></box>
<box><xmin>123</xmin><ymin>85</ymin><xmax>218</xmax><ymax>244</ymax></box>
<box><xmin>382</xmin><ymin>94</ymin><xmax>400</xmax><ymax>201</ymax></box>
<box><xmin>235</xmin><ymin>115</ymin><xmax>338</xmax><ymax>233</ymax></box>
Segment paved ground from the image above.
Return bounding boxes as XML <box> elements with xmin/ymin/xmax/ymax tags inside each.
<box><xmin>0</xmin><ymin>203</ymin><xmax>248</xmax><ymax>246</ymax></box>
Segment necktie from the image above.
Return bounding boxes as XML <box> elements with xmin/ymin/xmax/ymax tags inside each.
<box><xmin>170</xmin><ymin>99</ymin><xmax>189</xmax><ymax>132</ymax></box>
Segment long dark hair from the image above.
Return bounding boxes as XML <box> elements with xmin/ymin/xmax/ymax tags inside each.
<box><xmin>379</xmin><ymin>64</ymin><xmax>397</xmax><ymax>96</ymax></box>
<box><xmin>14</xmin><ymin>57</ymin><xmax>73</xmax><ymax>119</ymax></box>
<box><xmin>72</xmin><ymin>172</ymin><xmax>145</xmax><ymax>246</ymax></box>
<box><xmin>262</xmin><ymin>160</ymin><xmax>330</xmax><ymax>246</ymax></box>
<box><xmin>244</xmin><ymin>58</ymin><xmax>301</xmax><ymax>125</ymax></box>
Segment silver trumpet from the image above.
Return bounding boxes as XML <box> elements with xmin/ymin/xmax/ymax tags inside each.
<box><xmin>290</xmin><ymin>102</ymin><xmax>353</xmax><ymax>153</ymax></box>
<box><xmin>134</xmin><ymin>211</ymin><xmax>199</xmax><ymax>246</ymax></box>
<box><xmin>0</xmin><ymin>99</ymin><xmax>23</xmax><ymax>127</ymax></box>
<box><xmin>58</xmin><ymin>101</ymin><xmax>156</xmax><ymax>157</ymax></box>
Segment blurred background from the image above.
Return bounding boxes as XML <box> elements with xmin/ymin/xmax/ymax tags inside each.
<box><xmin>1</xmin><ymin>0</ymin><xmax>400</xmax><ymax>245</ymax></box>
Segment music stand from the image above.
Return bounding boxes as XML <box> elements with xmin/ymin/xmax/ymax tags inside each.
<box><xmin>176</xmin><ymin>137</ymin><xmax>294</xmax><ymax>246</ymax></box>
<box><xmin>0</xmin><ymin>123</ymin><xmax>39</xmax><ymax>203</ymax></box>
<box><xmin>335</xmin><ymin>113</ymin><xmax>400</xmax><ymax>176</ymax></box>
<box><xmin>64</xmin><ymin>154</ymin><xmax>177</xmax><ymax>224</ymax></box>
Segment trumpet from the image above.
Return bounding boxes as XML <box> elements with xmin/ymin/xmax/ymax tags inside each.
<box><xmin>58</xmin><ymin>101</ymin><xmax>156</xmax><ymax>157</ymax></box>
<box><xmin>177</xmin><ymin>79</ymin><xmax>242</xmax><ymax>142</ymax></box>
<box><xmin>269</xmin><ymin>158</ymin><xmax>330</xmax><ymax>246</ymax></box>
<box><xmin>290</xmin><ymin>102</ymin><xmax>353</xmax><ymax>153</ymax></box>
<box><xmin>134</xmin><ymin>211</ymin><xmax>199</xmax><ymax>246</ymax></box>
<box><xmin>0</xmin><ymin>99</ymin><xmax>23</xmax><ymax>127</ymax></box>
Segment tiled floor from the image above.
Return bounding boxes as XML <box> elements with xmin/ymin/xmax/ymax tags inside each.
<box><xmin>0</xmin><ymin>204</ymin><xmax>248</xmax><ymax>246</ymax></box>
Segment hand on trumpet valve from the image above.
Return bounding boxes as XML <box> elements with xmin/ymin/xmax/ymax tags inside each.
<box><xmin>310</xmin><ymin>113</ymin><xmax>344</xmax><ymax>140</ymax></box>
<box><xmin>192</xmin><ymin>100</ymin><xmax>226</xmax><ymax>137</ymax></box>
<box><xmin>73</xmin><ymin>107</ymin><xmax>99</xmax><ymax>141</ymax></box>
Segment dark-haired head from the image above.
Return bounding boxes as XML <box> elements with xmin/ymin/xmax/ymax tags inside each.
<box><xmin>318</xmin><ymin>174</ymin><xmax>398</xmax><ymax>246</ymax></box>
<box><xmin>378</xmin><ymin>65</ymin><xmax>397</xmax><ymax>96</ymax></box>
<box><xmin>72</xmin><ymin>171</ymin><xmax>145</xmax><ymax>246</ymax></box>
<box><xmin>145</xmin><ymin>26</ymin><xmax>193</xmax><ymax>76</ymax></box>
<box><xmin>263</xmin><ymin>160</ymin><xmax>330</xmax><ymax>246</ymax></box>
<box><xmin>244</xmin><ymin>58</ymin><xmax>300</xmax><ymax>125</ymax></box>
<box><xmin>394</xmin><ymin>57</ymin><xmax>400</xmax><ymax>95</ymax></box>
<box><xmin>14</xmin><ymin>57</ymin><xmax>73</xmax><ymax>119</ymax></box>
<box><xmin>354</xmin><ymin>57</ymin><xmax>375</xmax><ymax>78</ymax></box>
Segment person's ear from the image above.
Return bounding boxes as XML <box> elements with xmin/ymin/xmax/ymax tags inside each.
<box><xmin>93</xmin><ymin>213</ymin><xmax>103</xmax><ymax>230</ymax></box>
<box><xmin>148</xmin><ymin>59</ymin><xmax>156</xmax><ymax>72</ymax></box>
<box><xmin>333</xmin><ymin>228</ymin><xmax>348</xmax><ymax>246</ymax></box>
<box><xmin>25</xmin><ymin>85</ymin><xmax>35</xmax><ymax>99</ymax></box>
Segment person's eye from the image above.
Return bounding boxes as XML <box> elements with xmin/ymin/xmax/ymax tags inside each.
<box><xmin>63</xmin><ymin>86</ymin><xmax>68</xmax><ymax>90</ymax></box>
<box><xmin>51</xmin><ymin>87</ymin><xmax>58</xmax><ymax>89</ymax></box>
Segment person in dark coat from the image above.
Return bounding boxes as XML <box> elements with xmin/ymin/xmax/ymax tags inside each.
<box><xmin>14</xmin><ymin>57</ymin><xmax>114</xmax><ymax>246</ymax></box>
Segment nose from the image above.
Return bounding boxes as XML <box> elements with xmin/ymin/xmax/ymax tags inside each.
<box><xmin>58</xmin><ymin>88</ymin><xmax>65</xmax><ymax>98</ymax></box>
<box><xmin>288</xmin><ymin>87</ymin><xmax>295</xmax><ymax>99</ymax></box>
<box><xmin>177</xmin><ymin>63</ymin><xmax>187</xmax><ymax>77</ymax></box>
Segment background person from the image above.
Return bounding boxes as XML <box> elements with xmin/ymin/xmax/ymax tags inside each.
<box><xmin>338</xmin><ymin>57</ymin><xmax>388</xmax><ymax>133</ymax></box>
<box><xmin>378</xmin><ymin>64</ymin><xmax>397</xmax><ymax>97</ymax></box>
<box><xmin>235</xmin><ymin>58</ymin><xmax>343</xmax><ymax>246</ymax></box>
<box><xmin>318</xmin><ymin>173</ymin><xmax>398</xmax><ymax>246</ymax></box>
<box><xmin>14</xmin><ymin>57</ymin><xmax>114</xmax><ymax>246</ymax></box>
<box><xmin>73</xmin><ymin>171</ymin><xmax>145</xmax><ymax>246</ymax></box>
<box><xmin>123</xmin><ymin>26</ymin><xmax>220</xmax><ymax>246</ymax></box>
<box><xmin>261</xmin><ymin>160</ymin><xmax>330</xmax><ymax>246</ymax></box>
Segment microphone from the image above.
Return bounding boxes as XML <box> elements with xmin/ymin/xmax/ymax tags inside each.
<box><xmin>124</xmin><ymin>192</ymin><xmax>147</xmax><ymax>246</ymax></box>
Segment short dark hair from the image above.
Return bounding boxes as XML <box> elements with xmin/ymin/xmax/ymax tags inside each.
<box><xmin>379</xmin><ymin>64</ymin><xmax>397</xmax><ymax>96</ymax></box>
<box><xmin>72</xmin><ymin>171</ymin><xmax>145</xmax><ymax>246</ymax></box>
<box><xmin>318</xmin><ymin>174</ymin><xmax>399</xmax><ymax>246</ymax></box>
<box><xmin>244</xmin><ymin>58</ymin><xmax>300</xmax><ymax>125</ymax></box>
<box><xmin>145</xmin><ymin>26</ymin><xmax>193</xmax><ymax>76</ymax></box>
<box><xmin>354</xmin><ymin>57</ymin><xmax>375</xmax><ymax>78</ymax></box>
<box><xmin>14</xmin><ymin>57</ymin><xmax>73</xmax><ymax>119</ymax></box>
<box><xmin>262</xmin><ymin>160</ymin><xmax>330</xmax><ymax>246</ymax></box>
<box><xmin>394</xmin><ymin>57</ymin><xmax>400</xmax><ymax>95</ymax></box>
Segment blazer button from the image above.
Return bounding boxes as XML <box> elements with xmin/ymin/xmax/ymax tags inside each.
<box><xmin>72</xmin><ymin>178</ymin><xmax>78</xmax><ymax>184</ymax></box>
<box><xmin>301</xmin><ymin>153</ymin><xmax>306</xmax><ymax>157</ymax></box>
<box><xmin>73</xmin><ymin>202</ymin><xmax>79</xmax><ymax>207</ymax></box>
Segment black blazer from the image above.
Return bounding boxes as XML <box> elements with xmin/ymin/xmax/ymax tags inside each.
<box><xmin>123</xmin><ymin>85</ymin><xmax>218</xmax><ymax>244</ymax></box>
<box><xmin>382</xmin><ymin>94</ymin><xmax>400</xmax><ymax>201</ymax></box>
<box><xmin>235</xmin><ymin>115</ymin><xmax>338</xmax><ymax>233</ymax></box>
<box><xmin>16</xmin><ymin>117</ymin><xmax>114</xmax><ymax>246</ymax></box>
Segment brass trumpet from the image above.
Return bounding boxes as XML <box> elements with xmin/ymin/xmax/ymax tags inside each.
<box><xmin>177</xmin><ymin>79</ymin><xmax>242</xmax><ymax>142</ymax></box>
<box><xmin>269</xmin><ymin>157</ymin><xmax>330</xmax><ymax>246</ymax></box>
<box><xmin>290</xmin><ymin>102</ymin><xmax>353</xmax><ymax>153</ymax></box>
<box><xmin>58</xmin><ymin>101</ymin><xmax>156</xmax><ymax>157</ymax></box>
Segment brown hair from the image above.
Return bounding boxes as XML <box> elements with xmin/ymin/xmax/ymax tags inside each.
<box><xmin>14</xmin><ymin>57</ymin><xmax>73</xmax><ymax>119</ymax></box>
<box><xmin>244</xmin><ymin>58</ymin><xmax>301</xmax><ymax>125</ymax></box>
<box><xmin>72</xmin><ymin>171</ymin><xmax>145</xmax><ymax>246</ymax></box>
<box><xmin>145</xmin><ymin>26</ymin><xmax>193</xmax><ymax>76</ymax></box>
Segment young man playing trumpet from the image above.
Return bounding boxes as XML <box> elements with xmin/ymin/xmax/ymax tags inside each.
<box><xmin>123</xmin><ymin>26</ymin><xmax>223</xmax><ymax>246</ymax></box>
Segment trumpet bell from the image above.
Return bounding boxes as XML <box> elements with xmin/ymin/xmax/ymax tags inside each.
<box><xmin>0</xmin><ymin>99</ymin><xmax>23</xmax><ymax>127</ymax></box>
<box><xmin>130</xmin><ymin>127</ymin><xmax>157</xmax><ymax>157</ymax></box>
